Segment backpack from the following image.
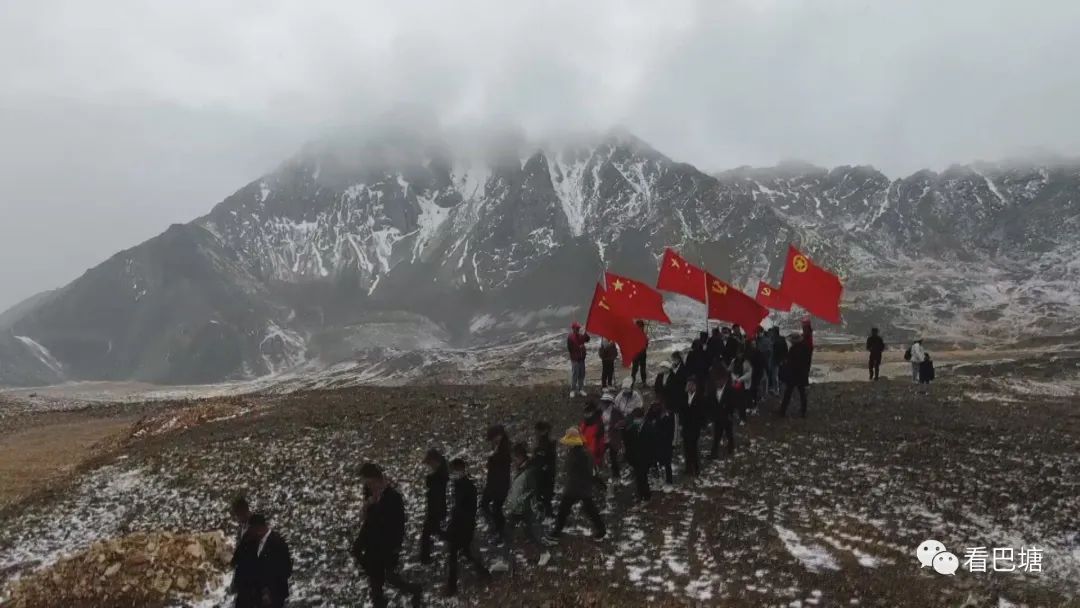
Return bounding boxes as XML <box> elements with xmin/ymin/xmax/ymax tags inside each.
<box><xmin>903</xmin><ymin>347</ymin><xmax>912</xmax><ymax>361</ymax></box>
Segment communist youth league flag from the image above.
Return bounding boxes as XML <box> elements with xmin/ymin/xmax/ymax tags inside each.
<box><xmin>585</xmin><ymin>284</ymin><xmax>647</xmax><ymax>366</ymax></box>
<box><xmin>755</xmin><ymin>281</ymin><xmax>792</xmax><ymax>312</ymax></box>
<box><xmin>706</xmin><ymin>273</ymin><xmax>769</xmax><ymax>338</ymax></box>
<box><xmin>779</xmin><ymin>245</ymin><xmax>843</xmax><ymax>324</ymax></box>
<box><xmin>604</xmin><ymin>271</ymin><xmax>671</xmax><ymax>324</ymax></box>
<box><xmin>656</xmin><ymin>248</ymin><xmax>707</xmax><ymax>303</ymax></box>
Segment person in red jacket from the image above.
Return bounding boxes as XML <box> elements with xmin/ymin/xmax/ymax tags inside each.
<box><xmin>579</xmin><ymin>401</ymin><xmax>606</xmax><ymax>470</ymax></box>
<box><xmin>567</xmin><ymin>322</ymin><xmax>591</xmax><ymax>397</ymax></box>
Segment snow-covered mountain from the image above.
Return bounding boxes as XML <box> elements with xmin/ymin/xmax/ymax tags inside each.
<box><xmin>2</xmin><ymin>131</ymin><xmax>1078</xmax><ymax>386</ymax></box>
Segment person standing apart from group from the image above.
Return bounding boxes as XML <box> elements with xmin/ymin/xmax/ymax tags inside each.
<box><xmin>906</xmin><ymin>339</ymin><xmax>926</xmax><ymax>384</ymax></box>
<box><xmin>866</xmin><ymin>328</ymin><xmax>886</xmax><ymax>381</ymax></box>
<box><xmin>567</xmin><ymin>322</ymin><xmax>591</xmax><ymax>397</ymax></box>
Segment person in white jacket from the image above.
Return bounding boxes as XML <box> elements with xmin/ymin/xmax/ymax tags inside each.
<box><xmin>909</xmin><ymin>339</ymin><xmax>926</xmax><ymax>383</ymax></box>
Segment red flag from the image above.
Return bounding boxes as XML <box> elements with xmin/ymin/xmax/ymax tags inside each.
<box><xmin>604</xmin><ymin>272</ymin><xmax>671</xmax><ymax>324</ymax></box>
<box><xmin>779</xmin><ymin>245</ymin><xmax>843</xmax><ymax>324</ymax></box>
<box><xmin>585</xmin><ymin>284</ymin><xmax>647</xmax><ymax>367</ymax></box>
<box><xmin>656</xmin><ymin>248</ymin><xmax>706</xmax><ymax>303</ymax></box>
<box><xmin>706</xmin><ymin>273</ymin><xmax>768</xmax><ymax>338</ymax></box>
<box><xmin>755</xmin><ymin>281</ymin><xmax>792</xmax><ymax>312</ymax></box>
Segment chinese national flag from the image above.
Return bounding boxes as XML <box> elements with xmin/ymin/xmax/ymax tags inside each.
<box><xmin>779</xmin><ymin>245</ymin><xmax>843</xmax><ymax>324</ymax></box>
<box><xmin>656</xmin><ymin>248</ymin><xmax>707</xmax><ymax>303</ymax></box>
<box><xmin>706</xmin><ymin>273</ymin><xmax>769</xmax><ymax>338</ymax></box>
<box><xmin>585</xmin><ymin>284</ymin><xmax>647</xmax><ymax>367</ymax></box>
<box><xmin>604</xmin><ymin>272</ymin><xmax>671</xmax><ymax>324</ymax></box>
<box><xmin>755</xmin><ymin>281</ymin><xmax>792</xmax><ymax>312</ymax></box>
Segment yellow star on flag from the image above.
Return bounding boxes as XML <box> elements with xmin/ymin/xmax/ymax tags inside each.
<box><xmin>613</xmin><ymin>279</ymin><xmax>625</xmax><ymax>291</ymax></box>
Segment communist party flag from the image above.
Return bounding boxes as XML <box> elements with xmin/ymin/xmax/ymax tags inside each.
<box><xmin>706</xmin><ymin>273</ymin><xmax>769</xmax><ymax>338</ymax></box>
<box><xmin>604</xmin><ymin>271</ymin><xmax>671</xmax><ymax>324</ymax></box>
<box><xmin>779</xmin><ymin>245</ymin><xmax>843</xmax><ymax>324</ymax></box>
<box><xmin>656</xmin><ymin>248</ymin><xmax>706</xmax><ymax>303</ymax></box>
<box><xmin>755</xmin><ymin>281</ymin><xmax>792</xmax><ymax>312</ymax></box>
<box><xmin>585</xmin><ymin>283</ymin><xmax>647</xmax><ymax>366</ymax></box>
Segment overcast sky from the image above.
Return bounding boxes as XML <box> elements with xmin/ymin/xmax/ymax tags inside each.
<box><xmin>2</xmin><ymin>0</ymin><xmax>1079</xmax><ymax>310</ymax></box>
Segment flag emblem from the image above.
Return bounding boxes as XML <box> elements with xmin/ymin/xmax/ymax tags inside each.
<box><xmin>711</xmin><ymin>280</ymin><xmax>728</xmax><ymax>295</ymax></box>
<box><xmin>761</xmin><ymin>286</ymin><xmax>772</xmax><ymax>296</ymax></box>
<box><xmin>792</xmin><ymin>255</ymin><xmax>809</xmax><ymax>273</ymax></box>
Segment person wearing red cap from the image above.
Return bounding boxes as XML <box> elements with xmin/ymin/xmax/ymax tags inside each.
<box><xmin>567</xmin><ymin>322</ymin><xmax>591</xmax><ymax>397</ymax></box>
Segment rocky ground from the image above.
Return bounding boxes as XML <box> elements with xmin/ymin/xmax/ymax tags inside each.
<box><xmin>1</xmin><ymin>357</ymin><xmax>1079</xmax><ymax>607</ymax></box>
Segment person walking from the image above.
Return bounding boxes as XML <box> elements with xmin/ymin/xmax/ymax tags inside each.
<box><xmin>622</xmin><ymin>407</ymin><xmax>655</xmax><ymax>502</ymax></box>
<box><xmin>779</xmin><ymin>333</ymin><xmax>812</xmax><ymax>418</ymax></box>
<box><xmin>866</xmin><ymin>328</ymin><xmax>886</xmax><ymax>381</ymax></box>
<box><xmin>351</xmin><ymin>463</ymin><xmax>423</xmax><ymax>608</ymax></box>
<box><xmin>907</xmin><ymin>339</ymin><xmax>926</xmax><ymax>383</ymax></box>
<box><xmin>682</xmin><ymin>378</ymin><xmax>706</xmax><ymax>476</ymax></box>
<box><xmin>545</xmin><ymin>428</ymin><xmax>607</xmax><ymax>543</ymax></box>
<box><xmin>481</xmin><ymin>425</ymin><xmax>511</xmax><ymax>544</ymax></box>
<box><xmin>567</xmin><ymin>322</ymin><xmax>591</xmax><ymax>397</ymax></box>
<box><xmin>646</xmin><ymin>400</ymin><xmax>675</xmax><ymax>486</ymax></box>
<box><xmin>532</xmin><ymin>421</ymin><xmax>557</xmax><ymax>517</ymax></box>
<box><xmin>418</xmin><ymin>449</ymin><xmax>449</xmax><ymax>565</ymax></box>
<box><xmin>769</xmin><ymin>327</ymin><xmax>788</xmax><ymax>396</ymax></box>
<box><xmin>598</xmin><ymin>338</ymin><xmax>618</xmax><ymax>389</ymax></box>
<box><xmin>631</xmin><ymin>320</ymin><xmax>649</xmax><ymax>386</ymax></box>
<box><xmin>232</xmin><ymin>513</ymin><xmax>293</xmax><ymax>608</ymax></box>
<box><xmin>599</xmin><ymin>392</ymin><xmax>626</xmax><ymax>481</ymax></box>
<box><xmin>504</xmin><ymin>443</ymin><xmax>551</xmax><ymax>566</ymax></box>
<box><xmin>443</xmin><ymin>458</ymin><xmax>491</xmax><ymax>597</ymax></box>
<box><xmin>708</xmin><ymin>366</ymin><xmax>736</xmax><ymax>458</ymax></box>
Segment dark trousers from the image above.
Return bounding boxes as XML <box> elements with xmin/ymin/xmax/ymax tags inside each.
<box><xmin>601</xmin><ymin>360</ymin><xmax>615</xmax><ymax>388</ymax></box>
<box><xmin>681</xmin><ymin>420</ymin><xmax>701</xmax><ymax>476</ymax></box>
<box><xmin>360</xmin><ymin>552</ymin><xmax>420</xmax><ymax>607</ymax></box>
<box><xmin>631</xmin><ymin>464</ymin><xmax>651</xmax><ymax>500</ymax></box>
<box><xmin>419</xmin><ymin>514</ymin><xmax>442</xmax><ymax>562</ymax></box>
<box><xmin>480</xmin><ymin>493</ymin><xmax>506</xmax><ymax>539</ymax></box>
<box><xmin>780</xmin><ymin>385</ymin><xmax>808</xmax><ymax>417</ymax></box>
<box><xmin>869</xmin><ymin>353</ymin><xmax>882</xmax><ymax>379</ymax></box>
<box><xmin>710</xmin><ymin>413</ymin><xmax>735</xmax><ymax>456</ymax></box>
<box><xmin>607</xmin><ymin>443</ymin><xmax>621</xmax><ymax>478</ymax></box>
<box><xmin>537</xmin><ymin>471</ymin><xmax>555</xmax><ymax>516</ymax></box>
<box><xmin>446</xmin><ymin>536</ymin><xmax>488</xmax><ymax>595</ymax></box>
<box><xmin>750</xmin><ymin>371</ymin><xmax>765</xmax><ymax>407</ymax></box>
<box><xmin>631</xmin><ymin>353</ymin><xmax>647</xmax><ymax>385</ymax></box>
<box><xmin>735</xmin><ymin>390</ymin><xmax>749</xmax><ymax>422</ymax></box>
<box><xmin>553</xmin><ymin>494</ymin><xmax>606</xmax><ymax>537</ymax></box>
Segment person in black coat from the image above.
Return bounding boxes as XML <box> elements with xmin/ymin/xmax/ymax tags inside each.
<box><xmin>532</xmin><ymin>421</ymin><xmax>557</xmax><ymax>517</ymax></box>
<box><xmin>481</xmin><ymin>425</ymin><xmax>511</xmax><ymax>542</ymax></box>
<box><xmin>708</xmin><ymin>366</ymin><xmax>736</xmax><ymax>458</ymax></box>
<box><xmin>780</xmin><ymin>334</ymin><xmax>812</xmax><ymax>417</ymax></box>
<box><xmin>771</xmin><ymin>328</ymin><xmax>789</xmax><ymax>395</ymax></box>
<box><xmin>646</xmin><ymin>400</ymin><xmax>675</xmax><ymax>484</ymax></box>
<box><xmin>705</xmin><ymin>328</ymin><xmax>725</xmax><ymax>371</ymax></box>
<box><xmin>546</xmin><ymin>428</ymin><xmax>606</xmax><ymax>542</ymax></box>
<box><xmin>444</xmin><ymin>458</ymin><xmax>491</xmax><ymax>597</ymax></box>
<box><xmin>352</xmin><ymin>463</ymin><xmax>422</xmax><ymax>608</ymax></box>
<box><xmin>866</xmin><ymin>328</ymin><xmax>886</xmax><ymax>381</ymax></box>
<box><xmin>682</xmin><ymin>378</ymin><xmax>706</xmax><ymax>476</ymax></box>
<box><xmin>685</xmin><ymin>339</ymin><xmax>709</xmax><ymax>384</ymax></box>
<box><xmin>232</xmin><ymin>513</ymin><xmax>292</xmax><ymax>608</ymax></box>
<box><xmin>419</xmin><ymin>449</ymin><xmax>449</xmax><ymax>564</ymax></box>
<box><xmin>622</xmin><ymin>407</ymin><xmax>655</xmax><ymax>501</ymax></box>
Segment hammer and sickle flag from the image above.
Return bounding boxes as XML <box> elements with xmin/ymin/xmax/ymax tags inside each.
<box><xmin>705</xmin><ymin>273</ymin><xmax>768</xmax><ymax>338</ymax></box>
<box><xmin>755</xmin><ymin>280</ymin><xmax>793</xmax><ymax>312</ymax></box>
<box><xmin>585</xmin><ymin>283</ymin><xmax>647</xmax><ymax>367</ymax></box>
<box><xmin>779</xmin><ymin>245</ymin><xmax>843</xmax><ymax>324</ymax></box>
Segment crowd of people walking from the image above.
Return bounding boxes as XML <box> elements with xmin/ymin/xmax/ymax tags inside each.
<box><xmin>226</xmin><ymin>321</ymin><xmax>933</xmax><ymax>607</ymax></box>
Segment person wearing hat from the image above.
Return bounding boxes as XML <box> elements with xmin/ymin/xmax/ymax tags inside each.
<box><xmin>599</xmin><ymin>391</ymin><xmax>626</xmax><ymax>480</ymax></box>
<box><xmin>544</xmin><ymin>428</ymin><xmax>606</xmax><ymax>544</ymax></box>
<box><xmin>566</xmin><ymin>322</ymin><xmax>591</xmax><ymax>397</ymax></box>
<box><xmin>780</xmin><ymin>333</ymin><xmax>812</xmax><ymax>417</ymax></box>
<box><xmin>613</xmin><ymin>377</ymin><xmax>643</xmax><ymax>416</ymax></box>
